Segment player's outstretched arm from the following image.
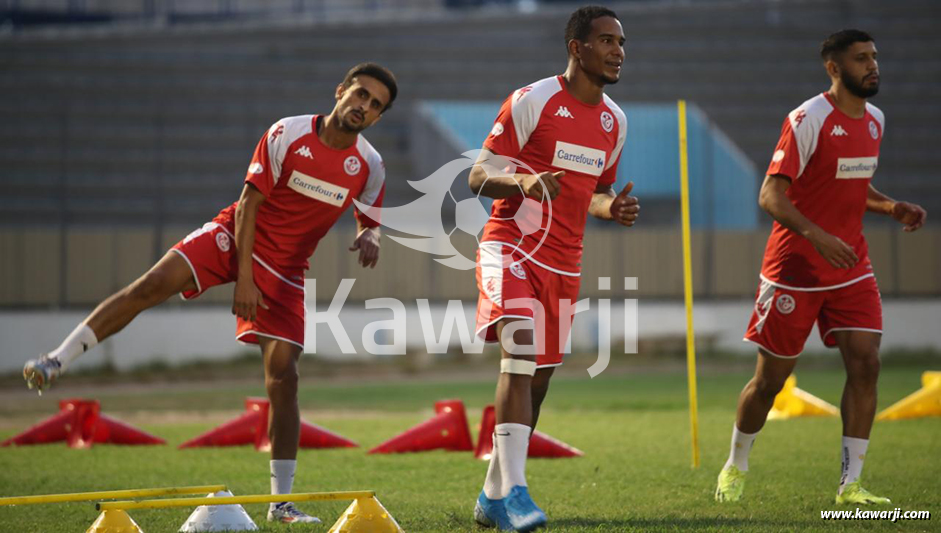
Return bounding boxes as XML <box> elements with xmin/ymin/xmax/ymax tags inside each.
<box><xmin>349</xmin><ymin>220</ymin><xmax>380</xmax><ymax>269</ymax></box>
<box><xmin>759</xmin><ymin>174</ymin><xmax>858</xmax><ymax>269</ymax></box>
<box><xmin>468</xmin><ymin>148</ymin><xmax>563</xmax><ymax>201</ymax></box>
<box><xmin>233</xmin><ymin>183</ymin><xmax>269</xmax><ymax>321</ymax></box>
<box><xmin>866</xmin><ymin>184</ymin><xmax>927</xmax><ymax>232</ymax></box>
<box><xmin>590</xmin><ymin>181</ymin><xmax>639</xmax><ymax>226</ymax></box>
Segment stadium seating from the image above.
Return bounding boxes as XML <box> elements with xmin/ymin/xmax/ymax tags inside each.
<box><xmin>1</xmin><ymin>0</ymin><xmax>938</xmax><ymax>304</ymax></box>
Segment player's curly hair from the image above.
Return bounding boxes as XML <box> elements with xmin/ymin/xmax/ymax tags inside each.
<box><xmin>820</xmin><ymin>29</ymin><xmax>874</xmax><ymax>62</ymax></box>
<box><xmin>564</xmin><ymin>5</ymin><xmax>619</xmax><ymax>49</ymax></box>
<box><xmin>342</xmin><ymin>62</ymin><xmax>398</xmax><ymax>112</ymax></box>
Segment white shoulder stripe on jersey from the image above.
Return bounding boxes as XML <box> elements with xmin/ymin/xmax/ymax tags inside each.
<box><xmin>355</xmin><ymin>134</ymin><xmax>385</xmax><ymax>207</ymax></box>
<box><xmin>789</xmin><ymin>94</ymin><xmax>833</xmax><ymax>179</ymax></box>
<box><xmin>602</xmin><ymin>94</ymin><xmax>628</xmax><ymax>171</ymax></box>
<box><xmin>866</xmin><ymin>102</ymin><xmax>885</xmax><ymax>132</ymax></box>
<box><xmin>269</xmin><ymin>115</ymin><xmax>314</xmax><ymax>186</ymax></box>
<box><xmin>511</xmin><ymin>76</ymin><xmax>563</xmax><ymax>153</ymax></box>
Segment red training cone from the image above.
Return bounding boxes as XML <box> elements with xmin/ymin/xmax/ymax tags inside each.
<box><xmin>474</xmin><ymin>405</ymin><xmax>583</xmax><ymax>459</ymax></box>
<box><xmin>369</xmin><ymin>399</ymin><xmax>474</xmax><ymax>454</ymax></box>
<box><xmin>1</xmin><ymin>399</ymin><xmax>165</xmax><ymax>448</ymax></box>
<box><xmin>179</xmin><ymin>397</ymin><xmax>357</xmax><ymax>451</ymax></box>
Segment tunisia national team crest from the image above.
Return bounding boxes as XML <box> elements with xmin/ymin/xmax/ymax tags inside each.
<box><xmin>775</xmin><ymin>293</ymin><xmax>796</xmax><ymax>315</ymax></box>
<box><xmin>344</xmin><ymin>156</ymin><xmax>361</xmax><ymax>176</ymax></box>
<box><xmin>510</xmin><ymin>262</ymin><xmax>527</xmax><ymax>280</ymax></box>
<box><xmin>215</xmin><ymin>232</ymin><xmax>231</xmax><ymax>252</ymax></box>
<box><xmin>600</xmin><ymin>111</ymin><xmax>614</xmax><ymax>133</ymax></box>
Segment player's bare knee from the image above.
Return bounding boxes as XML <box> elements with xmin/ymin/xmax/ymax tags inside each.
<box><xmin>752</xmin><ymin>375</ymin><xmax>786</xmax><ymax>402</ymax></box>
<box><xmin>266</xmin><ymin>368</ymin><xmax>299</xmax><ymax>401</ymax></box>
<box><xmin>846</xmin><ymin>351</ymin><xmax>880</xmax><ymax>387</ymax></box>
<box><xmin>127</xmin><ymin>270</ymin><xmax>171</xmax><ymax>305</ymax></box>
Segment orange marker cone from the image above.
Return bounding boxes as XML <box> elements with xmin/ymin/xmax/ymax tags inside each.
<box><xmin>328</xmin><ymin>497</ymin><xmax>403</xmax><ymax>533</ymax></box>
<box><xmin>474</xmin><ymin>405</ymin><xmax>583</xmax><ymax>459</ymax></box>
<box><xmin>180</xmin><ymin>398</ymin><xmax>356</xmax><ymax>451</ymax></box>
<box><xmin>877</xmin><ymin>371</ymin><xmax>941</xmax><ymax>421</ymax></box>
<box><xmin>369</xmin><ymin>399</ymin><xmax>473</xmax><ymax>454</ymax></box>
<box><xmin>768</xmin><ymin>376</ymin><xmax>839</xmax><ymax>420</ymax></box>
<box><xmin>1</xmin><ymin>399</ymin><xmax>164</xmax><ymax>448</ymax></box>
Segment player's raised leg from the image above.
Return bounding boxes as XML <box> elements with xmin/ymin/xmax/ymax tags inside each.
<box><xmin>23</xmin><ymin>251</ymin><xmax>197</xmax><ymax>392</ymax></box>
<box><xmin>261</xmin><ymin>336</ymin><xmax>321</xmax><ymax>524</ymax></box>
<box><xmin>833</xmin><ymin>330</ymin><xmax>889</xmax><ymax>505</ymax></box>
<box><xmin>716</xmin><ymin>350</ymin><xmax>797</xmax><ymax>502</ymax></box>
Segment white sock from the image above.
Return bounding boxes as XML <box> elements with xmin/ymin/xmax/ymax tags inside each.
<box><xmin>839</xmin><ymin>436</ymin><xmax>869</xmax><ymax>493</ymax></box>
<box><xmin>482</xmin><ymin>433</ymin><xmax>502</xmax><ymax>499</ymax></box>
<box><xmin>495</xmin><ymin>423</ymin><xmax>531</xmax><ymax>498</ymax></box>
<box><xmin>48</xmin><ymin>324</ymin><xmax>98</xmax><ymax>370</ymax></box>
<box><xmin>270</xmin><ymin>459</ymin><xmax>296</xmax><ymax>510</ymax></box>
<box><xmin>724</xmin><ymin>425</ymin><xmax>758</xmax><ymax>472</ymax></box>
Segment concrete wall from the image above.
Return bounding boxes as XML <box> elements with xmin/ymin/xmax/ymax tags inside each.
<box><xmin>0</xmin><ymin>226</ymin><xmax>938</xmax><ymax>308</ymax></box>
<box><xmin>2</xmin><ymin>299</ymin><xmax>939</xmax><ymax>373</ymax></box>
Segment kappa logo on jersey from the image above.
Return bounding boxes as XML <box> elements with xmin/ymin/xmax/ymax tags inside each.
<box><xmin>552</xmin><ymin>141</ymin><xmax>605</xmax><ymax>177</ymax></box>
<box><xmin>294</xmin><ymin>146</ymin><xmax>313</xmax><ymax>159</ymax></box>
<box><xmin>248</xmin><ymin>162</ymin><xmax>264</xmax><ymax>174</ymax></box>
<box><xmin>490</xmin><ymin>123</ymin><xmax>504</xmax><ymax>137</ymax></box>
<box><xmin>869</xmin><ymin>120</ymin><xmax>879</xmax><ymax>140</ymax></box>
<box><xmin>831</xmin><ymin>125</ymin><xmax>848</xmax><ymax>137</ymax></box>
<box><xmin>836</xmin><ymin>157</ymin><xmax>878</xmax><ymax>179</ymax></box>
<box><xmin>510</xmin><ymin>262</ymin><xmax>527</xmax><ymax>280</ymax></box>
<box><xmin>793</xmin><ymin>110</ymin><xmax>807</xmax><ymax>127</ymax></box>
<box><xmin>215</xmin><ymin>231</ymin><xmax>231</xmax><ymax>253</ymax></box>
<box><xmin>516</xmin><ymin>86</ymin><xmax>533</xmax><ymax>102</ymax></box>
<box><xmin>600</xmin><ymin>111</ymin><xmax>614</xmax><ymax>133</ymax></box>
<box><xmin>344</xmin><ymin>156</ymin><xmax>362</xmax><ymax>176</ymax></box>
<box><xmin>554</xmin><ymin>106</ymin><xmax>574</xmax><ymax>119</ymax></box>
<box><xmin>776</xmin><ymin>293</ymin><xmax>796</xmax><ymax>315</ymax></box>
<box><xmin>269</xmin><ymin>124</ymin><xmax>284</xmax><ymax>143</ymax></box>
<box><xmin>287</xmin><ymin>170</ymin><xmax>349</xmax><ymax>207</ymax></box>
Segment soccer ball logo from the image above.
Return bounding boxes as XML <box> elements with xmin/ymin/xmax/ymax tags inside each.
<box><xmin>353</xmin><ymin>149</ymin><xmax>553</xmax><ymax>270</ymax></box>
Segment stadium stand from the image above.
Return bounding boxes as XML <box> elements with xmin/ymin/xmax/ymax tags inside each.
<box><xmin>1</xmin><ymin>0</ymin><xmax>938</xmax><ymax>305</ymax></box>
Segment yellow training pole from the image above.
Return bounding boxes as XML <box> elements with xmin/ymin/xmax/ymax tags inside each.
<box><xmin>0</xmin><ymin>485</ymin><xmax>226</xmax><ymax>506</ymax></box>
<box><xmin>678</xmin><ymin>99</ymin><xmax>700</xmax><ymax>469</ymax></box>
<box><xmin>98</xmin><ymin>490</ymin><xmax>376</xmax><ymax>511</ymax></box>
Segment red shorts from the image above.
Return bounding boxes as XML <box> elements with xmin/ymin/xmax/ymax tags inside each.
<box><xmin>171</xmin><ymin>222</ymin><xmax>306</xmax><ymax>349</ymax></box>
<box><xmin>474</xmin><ymin>243</ymin><xmax>580</xmax><ymax>368</ymax></box>
<box><xmin>744</xmin><ymin>275</ymin><xmax>882</xmax><ymax>358</ymax></box>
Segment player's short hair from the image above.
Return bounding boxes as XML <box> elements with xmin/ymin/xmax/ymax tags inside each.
<box><xmin>820</xmin><ymin>29</ymin><xmax>874</xmax><ymax>62</ymax></box>
<box><xmin>564</xmin><ymin>5</ymin><xmax>619</xmax><ymax>49</ymax></box>
<box><xmin>342</xmin><ymin>62</ymin><xmax>398</xmax><ymax>112</ymax></box>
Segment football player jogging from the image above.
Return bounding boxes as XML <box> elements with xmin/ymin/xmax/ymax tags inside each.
<box><xmin>22</xmin><ymin>63</ymin><xmax>397</xmax><ymax>524</ymax></box>
<box><xmin>715</xmin><ymin>31</ymin><xmax>927</xmax><ymax>505</ymax></box>
<box><xmin>468</xmin><ymin>6</ymin><xmax>639</xmax><ymax>531</ymax></box>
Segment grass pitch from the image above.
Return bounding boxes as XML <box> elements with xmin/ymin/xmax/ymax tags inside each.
<box><xmin>0</xmin><ymin>363</ymin><xmax>938</xmax><ymax>532</ymax></box>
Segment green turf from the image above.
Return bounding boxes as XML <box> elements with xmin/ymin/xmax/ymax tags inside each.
<box><xmin>1</xmin><ymin>365</ymin><xmax>938</xmax><ymax>532</ymax></box>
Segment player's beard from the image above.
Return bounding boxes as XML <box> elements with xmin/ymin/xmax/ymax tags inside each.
<box><xmin>340</xmin><ymin>110</ymin><xmax>367</xmax><ymax>133</ymax></box>
<box><xmin>842</xmin><ymin>70</ymin><xmax>879</xmax><ymax>98</ymax></box>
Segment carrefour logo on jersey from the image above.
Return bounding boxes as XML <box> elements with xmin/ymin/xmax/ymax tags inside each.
<box><xmin>551</xmin><ymin>141</ymin><xmax>605</xmax><ymax>177</ymax></box>
<box><xmin>287</xmin><ymin>170</ymin><xmax>349</xmax><ymax>207</ymax></box>
<box><xmin>836</xmin><ymin>157</ymin><xmax>878</xmax><ymax>179</ymax></box>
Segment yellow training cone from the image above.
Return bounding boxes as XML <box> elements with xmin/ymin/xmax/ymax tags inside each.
<box><xmin>328</xmin><ymin>496</ymin><xmax>404</xmax><ymax>533</ymax></box>
<box><xmin>877</xmin><ymin>371</ymin><xmax>941</xmax><ymax>421</ymax></box>
<box><xmin>86</xmin><ymin>509</ymin><xmax>143</xmax><ymax>533</ymax></box>
<box><xmin>768</xmin><ymin>375</ymin><xmax>839</xmax><ymax>420</ymax></box>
